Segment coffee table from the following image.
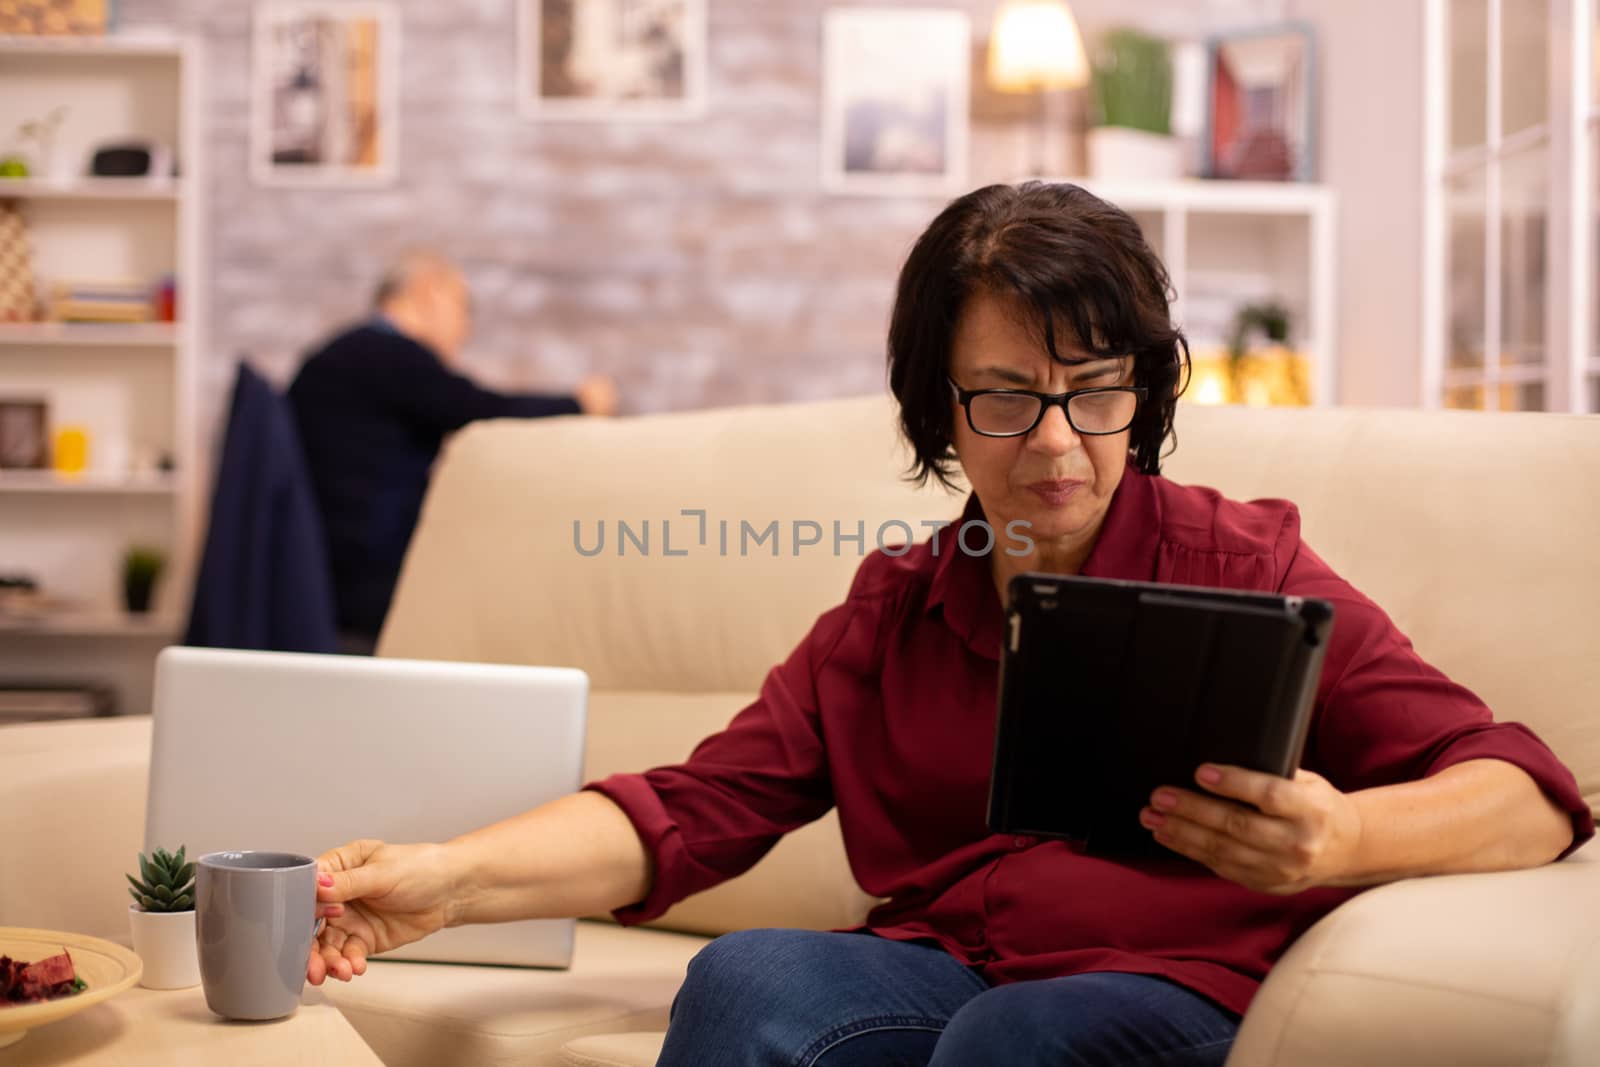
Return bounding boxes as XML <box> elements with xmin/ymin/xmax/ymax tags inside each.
<box><xmin>2</xmin><ymin>984</ymin><xmax>383</xmax><ymax>1064</ymax></box>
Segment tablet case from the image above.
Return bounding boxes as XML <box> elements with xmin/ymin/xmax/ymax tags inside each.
<box><xmin>987</xmin><ymin>572</ymin><xmax>1335</xmax><ymax>856</ymax></box>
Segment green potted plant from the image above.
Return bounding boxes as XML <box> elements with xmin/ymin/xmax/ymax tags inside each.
<box><xmin>3</xmin><ymin>107</ymin><xmax>68</xmax><ymax>181</ymax></box>
<box><xmin>127</xmin><ymin>846</ymin><xmax>200</xmax><ymax>989</ymax></box>
<box><xmin>1227</xmin><ymin>301</ymin><xmax>1308</xmax><ymax>405</ymax></box>
<box><xmin>122</xmin><ymin>545</ymin><xmax>165</xmax><ymax>614</ymax></box>
<box><xmin>1087</xmin><ymin>28</ymin><xmax>1181</xmax><ymax>180</ymax></box>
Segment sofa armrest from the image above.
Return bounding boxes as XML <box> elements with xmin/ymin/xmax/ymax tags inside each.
<box><xmin>1227</xmin><ymin>840</ymin><xmax>1600</xmax><ymax>1067</ymax></box>
<box><xmin>0</xmin><ymin>718</ymin><xmax>153</xmax><ymax>943</ymax></box>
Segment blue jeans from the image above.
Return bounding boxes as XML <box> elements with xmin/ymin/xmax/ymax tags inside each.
<box><xmin>657</xmin><ymin>929</ymin><xmax>1239</xmax><ymax>1067</ymax></box>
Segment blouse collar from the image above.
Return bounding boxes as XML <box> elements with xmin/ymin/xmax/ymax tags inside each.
<box><xmin>924</xmin><ymin>462</ymin><xmax>1163</xmax><ymax>661</ymax></box>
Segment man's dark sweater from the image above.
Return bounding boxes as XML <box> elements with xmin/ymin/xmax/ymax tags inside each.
<box><xmin>287</xmin><ymin>323</ymin><xmax>581</xmax><ymax>638</ymax></box>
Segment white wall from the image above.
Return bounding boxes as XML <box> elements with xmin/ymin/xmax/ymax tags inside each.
<box><xmin>1289</xmin><ymin>0</ymin><xmax>1427</xmax><ymax>407</ymax></box>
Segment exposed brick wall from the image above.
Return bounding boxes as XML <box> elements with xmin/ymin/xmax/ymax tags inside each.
<box><xmin>114</xmin><ymin>0</ymin><xmax>1287</xmax><ymax>441</ymax></box>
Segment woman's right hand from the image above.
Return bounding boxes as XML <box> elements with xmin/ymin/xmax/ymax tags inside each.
<box><xmin>306</xmin><ymin>839</ymin><xmax>457</xmax><ymax>985</ymax></box>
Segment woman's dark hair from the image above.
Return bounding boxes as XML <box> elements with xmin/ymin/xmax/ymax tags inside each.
<box><xmin>887</xmin><ymin>181</ymin><xmax>1189</xmax><ymax>489</ymax></box>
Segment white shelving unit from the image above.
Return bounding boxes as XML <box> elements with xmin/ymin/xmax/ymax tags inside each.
<box><xmin>0</xmin><ymin>31</ymin><xmax>203</xmax><ymax>717</ymax></box>
<box><xmin>0</xmin><ymin>611</ymin><xmax>181</xmax><ymax>638</ymax></box>
<box><xmin>0</xmin><ymin>177</ymin><xmax>184</xmax><ymax>201</ymax></box>
<box><xmin>1041</xmin><ymin>178</ymin><xmax>1340</xmax><ymax>406</ymax></box>
<box><xmin>0</xmin><ymin>321</ymin><xmax>181</xmax><ymax>346</ymax></box>
<box><xmin>0</xmin><ymin>471</ymin><xmax>179</xmax><ymax>493</ymax></box>
<box><xmin>0</xmin><ymin>30</ymin><xmax>192</xmax><ymax>56</ymax></box>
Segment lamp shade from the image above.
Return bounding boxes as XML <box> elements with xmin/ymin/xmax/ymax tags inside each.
<box><xmin>987</xmin><ymin>1</ymin><xmax>1091</xmax><ymax>93</ymax></box>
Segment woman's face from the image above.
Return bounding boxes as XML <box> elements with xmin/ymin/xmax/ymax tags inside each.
<box><xmin>948</xmin><ymin>290</ymin><xmax>1134</xmax><ymax>561</ymax></box>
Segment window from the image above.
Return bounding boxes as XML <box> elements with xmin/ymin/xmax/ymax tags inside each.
<box><xmin>1423</xmin><ymin>0</ymin><xmax>1597</xmax><ymax>412</ymax></box>
<box><xmin>1590</xmin><ymin>1</ymin><xmax>1600</xmax><ymax>401</ymax></box>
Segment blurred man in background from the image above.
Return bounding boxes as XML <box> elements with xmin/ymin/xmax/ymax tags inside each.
<box><xmin>289</xmin><ymin>249</ymin><xmax>618</xmax><ymax>653</ymax></box>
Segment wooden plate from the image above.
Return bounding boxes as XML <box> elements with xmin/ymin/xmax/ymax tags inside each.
<box><xmin>0</xmin><ymin>928</ymin><xmax>142</xmax><ymax>1048</ymax></box>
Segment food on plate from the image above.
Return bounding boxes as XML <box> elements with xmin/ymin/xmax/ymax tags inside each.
<box><xmin>0</xmin><ymin>951</ymin><xmax>87</xmax><ymax>1005</ymax></box>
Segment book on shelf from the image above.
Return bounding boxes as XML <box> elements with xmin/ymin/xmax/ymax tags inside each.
<box><xmin>49</xmin><ymin>281</ymin><xmax>155</xmax><ymax>324</ymax></box>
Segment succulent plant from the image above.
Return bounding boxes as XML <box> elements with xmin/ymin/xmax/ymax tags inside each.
<box><xmin>1228</xmin><ymin>301</ymin><xmax>1292</xmax><ymax>361</ymax></box>
<box><xmin>127</xmin><ymin>846</ymin><xmax>195</xmax><ymax>913</ymax></box>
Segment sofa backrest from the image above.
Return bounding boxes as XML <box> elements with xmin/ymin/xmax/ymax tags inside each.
<box><xmin>381</xmin><ymin>396</ymin><xmax>1599</xmax><ymax>936</ymax></box>
<box><xmin>382</xmin><ymin>395</ymin><xmax>964</xmax><ymax>693</ymax></box>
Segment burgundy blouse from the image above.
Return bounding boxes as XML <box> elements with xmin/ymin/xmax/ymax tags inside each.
<box><xmin>585</xmin><ymin>465</ymin><xmax>1594</xmax><ymax>1016</ymax></box>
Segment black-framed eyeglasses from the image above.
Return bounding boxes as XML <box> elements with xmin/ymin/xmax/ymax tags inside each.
<box><xmin>947</xmin><ymin>376</ymin><xmax>1147</xmax><ymax>437</ymax></box>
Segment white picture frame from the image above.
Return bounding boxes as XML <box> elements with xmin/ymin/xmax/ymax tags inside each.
<box><xmin>820</xmin><ymin>7</ymin><xmax>970</xmax><ymax>197</ymax></box>
<box><xmin>251</xmin><ymin>1</ymin><xmax>400</xmax><ymax>187</ymax></box>
<box><xmin>518</xmin><ymin>0</ymin><xmax>708</xmax><ymax>122</ymax></box>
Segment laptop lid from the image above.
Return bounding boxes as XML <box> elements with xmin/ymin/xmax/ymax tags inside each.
<box><xmin>145</xmin><ymin>646</ymin><xmax>587</xmax><ymax>968</ymax></box>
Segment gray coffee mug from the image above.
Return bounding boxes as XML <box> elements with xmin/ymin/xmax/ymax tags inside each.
<box><xmin>196</xmin><ymin>851</ymin><xmax>320</xmax><ymax>1021</ymax></box>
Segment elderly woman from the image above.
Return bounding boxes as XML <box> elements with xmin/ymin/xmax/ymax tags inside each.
<box><xmin>305</xmin><ymin>183</ymin><xmax>1592</xmax><ymax>1066</ymax></box>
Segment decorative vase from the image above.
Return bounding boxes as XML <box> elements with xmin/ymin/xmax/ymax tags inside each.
<box><xmin>1087</xmin><ymin>126</ymin><xmax>1184</xmax><ymax>181</ymax></box>
<box><xmin>128</xmin><ymin>905</ymin><xmax>200</xmax><ymax>989</ymax></box>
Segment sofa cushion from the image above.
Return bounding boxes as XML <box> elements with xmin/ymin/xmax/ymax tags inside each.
<box><xmin>559</xmin><ymin>1032</ymin><xmax>666</xmax><ymax>1067</ymax></box>
<box><xmin>320</xmin><ymin>920</ymin><xmax>703</xmax><ymax>1067</ymax></box>
<box><xmin>379</xmin><ymin>394</ymin><xmax>967</xmax><ymax>694</ymax></box>
<box><xmin>582</xmin><ymin>690</ymin><xmax>879</xmax><ymax>936</ymax></box>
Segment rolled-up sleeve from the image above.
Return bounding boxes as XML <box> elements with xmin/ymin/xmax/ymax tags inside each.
<box><xmin>583</xmin><ymin>598</ymin><xmax>863</xmax><ymax>925</ymax></box>
<box><xmin>1281</xmin><ymin>540</ymin><xmax>1595</xmax><ymax>859</ymax></box>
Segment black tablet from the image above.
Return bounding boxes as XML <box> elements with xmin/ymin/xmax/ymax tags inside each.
<box><xmin>987</xmin><ymin>572</ymin><xmax>1335</xmax><ymax>856</ymax></box>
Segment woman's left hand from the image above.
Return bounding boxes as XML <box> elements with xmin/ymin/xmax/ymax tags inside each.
<box><xmin>1140</xmin><ymin>764</ymin><xmax>1363</xmax><ymax>894</ymax></box>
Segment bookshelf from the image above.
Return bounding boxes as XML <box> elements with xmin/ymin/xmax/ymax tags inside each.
<box><xmin>0</xmin><ymin>471</ymin><xmax>179</xmax><ymax>493</ymax></box>
<box><xmin>0</xmin><ymin>321</ymin><xmax>181</xmax><ymax>345</ymax></box>
<box><xmin>0</xmin><ymin>177</ymin><xmax>184</xmax><ymax>201</ymax></box>
<box><xmin>0</xmin><ymin>32</ymin><xmax>202</xmax><ymax>716</ymax></box>
<box><xmin>1036</xmin><ymin>178</ymin><xmax>1339</xmax><ymax>407</ymax></box>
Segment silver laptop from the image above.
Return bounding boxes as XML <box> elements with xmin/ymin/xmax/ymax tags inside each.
<box><xmin>145</xmin><ymin>646</ymin><xmax>587</xmax><ymax>968</ymax></box>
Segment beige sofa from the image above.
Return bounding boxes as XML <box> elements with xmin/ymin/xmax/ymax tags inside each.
<box><xmin>4</xmin><ymin>395</ymin><xmax>1598</xmax><ymax>1066</ymax></box>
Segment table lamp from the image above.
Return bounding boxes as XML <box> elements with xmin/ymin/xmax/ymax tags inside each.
<box><xmin>987</xmin><ymin>1</ymin><xmax>1091</xmax><ymax>176</ymax></box>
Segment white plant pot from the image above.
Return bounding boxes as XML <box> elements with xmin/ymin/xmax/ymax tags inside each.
<box><xmin>1087</xmin><ymin>127</ymin><xmax>1184</xmax><ymax>182</ymax></box>
<box><xmin>128</xmin><ymin>905</ymin><xmax>200</xmax><ymax>990</ymax></box>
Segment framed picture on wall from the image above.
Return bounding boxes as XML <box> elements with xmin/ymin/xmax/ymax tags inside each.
<box><xmin>250</xmin><ymin>2</ymin><xmax>400</xmax><ymax>186</ymax></box>
<box><xmin>0</xmin><ymin>398</ymin><xmax>48</xmax><ymax>470</ymax></box>
<box><xmin>820</xmin><ymin>8</ymin><xmax>971</xmax><ymax>197</ymax></box>
<box><xmin>518</xmin><ymin>0</ymin><xmax>708</xmax><ymax>121</ymax></box>
<box><xmin>1201</xmin><ymin>23</ymin><xmax>1317</xmax><ymax>182</ymax></box>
